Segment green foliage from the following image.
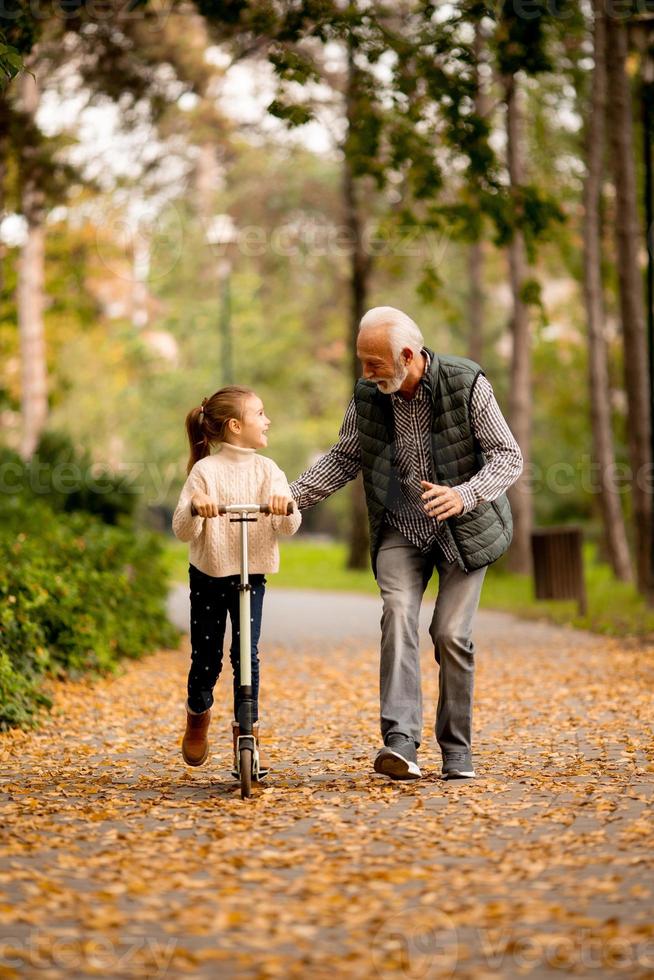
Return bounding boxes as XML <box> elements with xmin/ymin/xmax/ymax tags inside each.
<box><xmin>195</xmin><ymin>0</ymin><xmax>515</xmax><ymax>241</ymax></box>
<box><xmin>0</xmin><ymin>651</ymin><xmax>51</xmax><ymax>730</ymax></box>
<box><xmin>489</xmin><ymin>183</ymin><xmax>566</xmax><ymax>256</ymax></box>
<box><xmin>267</xmin><ymin>99</ymin><xmax>314</xmax><ymax>127</ymax></box>
<box><xmin>0</xmin><ymin>221</ymin><xmax>101</xmax><ymax>418</ymax></box>
<box><xmin>494</xmin><ymin>0</ymin><xmax>554</xmax><ymax>77</ymax></box>
<box><xmin>269</xmin><ymin>47</ymin><xmax>321</xmax><ymax>85</ymax></box>
<box><xmin>520</xmin><ymin>186</ymin><xmax>567</xmax><ymax>260</ymax></box>
<box><xmin>0</xmin><ymin>0</ymin><xmax>39</xmax><ymax>66</ymax></box>
<box><xmin>0</xmin><ymin>430</ymin><xmax>179</xmax><ymax>730</ymax></box>
<box><xmin>0</xmin><ymin>39</ymin><xmax>24</xmax><ymax>88</ymax></box>
<box><xmin>0</xmin><ymin>432</ymin><xmax>138</xmax><ymax>525</ymax></box>
<box><xmin>4</xmin><ymin>109</ymin><xmax>86</xmax><ymax>218</ymax></box>
<box><xmin>416</xmin><ymin>263</ymin><xmax>443</xmax><ymax>305</ymax></box>
<box><xmin>0</xmin><ymin>493</ymin><xmax>180</xmax><ymax>730</ymax></box>
<box><xmin>519</xmin><ymin>276</ymin><xmax>542</xmax><ymax>308</ymax></box>
<box><xmin>482</xmin><ymin>542</ymin><xmax>654</xmax><ymax>638</ymax></box>
<box><xmin>35</xmin><ymin>430</ymin><xmax>139</xmax><ymax>524</ymax></box>
<box><xmin>194</xmin><ymin>0</ymin><xmax>252</xmax><ymax>29</ymax></box>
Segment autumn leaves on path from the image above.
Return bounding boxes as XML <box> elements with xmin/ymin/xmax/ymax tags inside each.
<box><xmin>1</xmin><ymin>604</ymin><xmax>653</xmax><ymax>979</ymax></box>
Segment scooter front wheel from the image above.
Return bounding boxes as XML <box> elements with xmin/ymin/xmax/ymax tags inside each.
<box><xmin>240</xmin><ymin>746</ymin><xmax>253</xmax><ymax>799</ymax></box>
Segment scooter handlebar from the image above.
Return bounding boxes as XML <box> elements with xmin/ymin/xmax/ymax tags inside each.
<box><xmin>217</xmin><ymin>502</ymin><xmax>295</xmax><ymax>516</ymax></box>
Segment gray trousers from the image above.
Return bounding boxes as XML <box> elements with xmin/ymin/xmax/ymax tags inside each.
<box><xmin>375</xmin><ymin>525</ymin><xmax>487</xmax><ymax>759</ymax></box>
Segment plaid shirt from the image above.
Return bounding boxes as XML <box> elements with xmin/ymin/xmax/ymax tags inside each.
<box><xmin>289</xmin><ymin>349</ymin><xmax>523</xmax><ymax>564</ymax></box>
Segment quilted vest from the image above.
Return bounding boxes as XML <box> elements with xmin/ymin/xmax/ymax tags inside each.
<box><xmin>353</xmin><ymin>348</ymin><xmax>513</xmax><ymax>576</ymax></box>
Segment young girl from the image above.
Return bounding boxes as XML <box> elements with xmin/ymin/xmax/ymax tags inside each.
<box><xmin>172</xmin><ymin>385</ymin><xmax>301</xmax><ymax>777</ymax></box>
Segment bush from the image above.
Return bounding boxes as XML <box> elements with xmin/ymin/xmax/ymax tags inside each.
<box><xmin>0</xmin><ymin>493</ymin><xmax>180</xmax><ymax>730</ymax></box>
<box><xmin>0</xmin><ymin>431</ymin><xmax>139</xmax><ymax>525</ymax></box>
<box><xmin>0</xmin><ymin>650</ymin><xmax>51</xmax><ymax>730</ymax></box>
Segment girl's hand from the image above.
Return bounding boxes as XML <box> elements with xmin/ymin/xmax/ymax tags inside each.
<box><xmin>267</xmin><ymin>494</ymin><xmax>293</xmax><ymax>516</ymax></box>
<box><xmin>190</xmin><ymin>492</ymin><xmax>220</xmax><ymax>518</ymax></box>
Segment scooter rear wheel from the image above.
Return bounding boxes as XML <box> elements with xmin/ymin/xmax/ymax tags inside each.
<box><xmin>240</xmin><ymin>746</ymin><xmax>253</xmax><ymax>799</ymax></box>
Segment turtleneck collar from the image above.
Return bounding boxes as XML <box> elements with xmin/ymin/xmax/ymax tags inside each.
<box><xmin>215</xmin><ymin>441</ymin><xmax>257</xmax><ymax>463</ymax></box>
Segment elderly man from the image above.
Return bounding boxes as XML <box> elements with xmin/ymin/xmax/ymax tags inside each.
<box><xmin>289</xmin><ymin>306</ymin><xmax>523</xmax><ymax>781</ymax></box>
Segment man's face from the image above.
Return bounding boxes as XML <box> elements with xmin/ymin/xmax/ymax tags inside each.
<box><xmin>356</xmin><ymin>327</ymin><xmax>409</xmax><ymax>395</ymax></box>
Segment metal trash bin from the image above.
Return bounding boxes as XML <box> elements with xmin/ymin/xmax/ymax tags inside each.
<box><xmin>530</xmin><ymin>525</ymin><xmax>587</xmax><ymax>616</ymax></box>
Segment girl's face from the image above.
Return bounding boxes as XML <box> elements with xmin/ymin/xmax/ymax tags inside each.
<box><xmin>227</xmin><ymin>395</ymin><xmax>270</xmax><ymax>449</ymax></box>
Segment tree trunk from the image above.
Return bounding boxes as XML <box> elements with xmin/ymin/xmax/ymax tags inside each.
<box><xmin>195</xmin><ymin>141</ymin><xmax>221</xmax><ymax>217</ymax></box>
<box><xmin>504</xmin><ymin>74</ymin><xmax>533</xmax><ymax>574</ymax></box>
<box><xmin>642</xmin><ymin>34</ymin><xmax>654</xmax><ymax>598</ymax></box>
<box><xmin>581</xmin><ymin>0</ymin><xmax>633</xmax><ymax>582</ymax></box>
<box><xmin>605</xmin><ymin>14</ymin><xmax>653</xmax><ymax>599</ymax></box>
<box><xmin>0</xmin><ymin>99</ymin><xmax>8</xmax><ymax>298</ymax></box>
<box><xmin>131</xmin><ymin>234</ymin><xmax>150</xmax><ymax>329</ymax></box>
<box><xmin>344</xmin><ymin>47</ymin><xmax>371</xmax><ymax>571</ymax></box>
<box><xmin>467</xmin><ymin>19</ymin><xmax>490</xmax><ymax>366</ymax></box>
<box><xmin>467</xmin><ymin>241</ymin><xmax>484</xmax><ymax>365</ymax></box>
<box><xmin>18</xmin><ymin>68</ymin><xmax>48</xmax><ymax>461</ymax></box>
<box><xmin>195</xmin><ymin>140</ymin><xmax>222</xmax><ymax>280</ymax></box>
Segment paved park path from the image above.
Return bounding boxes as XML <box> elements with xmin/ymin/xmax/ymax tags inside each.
<box><xmin>1</xmin><ymin>587</ymin><xmax>653</xmax><ymax>979</ymax></box>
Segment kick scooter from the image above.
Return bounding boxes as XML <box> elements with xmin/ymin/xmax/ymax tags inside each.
<box><xmin>218</xmin><ymin>500</ymin><xmax>294</xmax><ymax>799</ymax></box>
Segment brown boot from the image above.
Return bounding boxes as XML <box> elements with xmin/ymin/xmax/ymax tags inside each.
<box><xmin>231</xmin><ymin>720</ymin><xmax>269</xmax><ymax>779</ymax></box>
<box><xmin>182</xmin><ymin>701</ymin><xmax>211</xmax><ymax>766</ymax></box>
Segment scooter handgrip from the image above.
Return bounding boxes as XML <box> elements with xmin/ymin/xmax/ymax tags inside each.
<box><xmin>259</xmin><ymin>503</ymin><xmax>294</xmax><ymax>515</ymax></box>
<box><xmin>218</xmin><ymin>505</ymin><xmax>227</xmax><ymax>515</ymax></box>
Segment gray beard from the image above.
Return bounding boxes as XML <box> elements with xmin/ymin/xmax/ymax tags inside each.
<box><xmin>375</xmin><ymin>362</ymin><xmax>409</xmax><ymax>394</ymax></box>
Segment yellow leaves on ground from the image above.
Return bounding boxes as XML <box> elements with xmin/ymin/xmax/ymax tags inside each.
<box><xmin>0</xmin><ymin>616</ymin><xmax>653</xmax><ymax>978</ymax></box>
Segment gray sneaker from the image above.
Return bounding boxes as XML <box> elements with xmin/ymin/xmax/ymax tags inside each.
<box><xmin>441</xmin><ymin>750</ymin><xmax>475</xmax><ymax>780</ymax></box>
<box><xmin>374</xmin><ymin>733</ymin><xmax>422</xmax><ymax>780</ymax></box>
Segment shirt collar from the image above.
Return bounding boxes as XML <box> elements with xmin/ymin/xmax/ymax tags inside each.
<box><xmin>391</xmin><ymin>348</ymin><xmax>430</xmax><ymax>402</ymax></box>
<box><xmin>421</xmin><ymin>348</ymin><xmax>431</xmax><ymax>379</ymax></box>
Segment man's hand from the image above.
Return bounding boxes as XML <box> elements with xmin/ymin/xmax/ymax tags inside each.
<box><xmin>420</xmin><ymin>481</ymin><xmax>464</xmax><ymax>521</ymax></box>
<box><xmin>266</xmin><ymin>494</ymin><xmax>294</xmax><ymax>516</ymax></box>
<box><xmin>190</xmin><ymin>492</ymin><xmax>220</xmax><ymax>518</ymax></box>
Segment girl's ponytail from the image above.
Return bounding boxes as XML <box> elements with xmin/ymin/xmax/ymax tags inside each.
<box><xmin>184</xmin><ymin>385</ymin><xmax>255</xmax><ymax>475</ymax></box>
<box><xmin>185</xmin><ymin>403</ymin><xmax>211</xmax><ymax>474</ymax></box>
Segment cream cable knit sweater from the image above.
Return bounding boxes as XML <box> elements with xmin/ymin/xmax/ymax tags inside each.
<box><xmin>172</xmin><ymin>442</ymin><xmax>302</xmax><ymax>577</ymax></box>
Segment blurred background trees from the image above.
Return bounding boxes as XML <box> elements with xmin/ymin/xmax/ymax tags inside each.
<box><xmin>1</xmin><ymin>0</ymin><xmax>653</xmax><ymax>600</ymax></box>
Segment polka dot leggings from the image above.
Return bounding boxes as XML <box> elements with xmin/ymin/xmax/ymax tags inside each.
<box><xmin>187</xmin><ymin>563</ymin><xmax>266</xmax><ymax>721</ymax></box>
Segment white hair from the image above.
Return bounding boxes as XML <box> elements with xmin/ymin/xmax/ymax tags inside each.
<box><xmin>358</xmin><ymin>306</ymin><xmax>424</xmax><ymax>360</ymax></box>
